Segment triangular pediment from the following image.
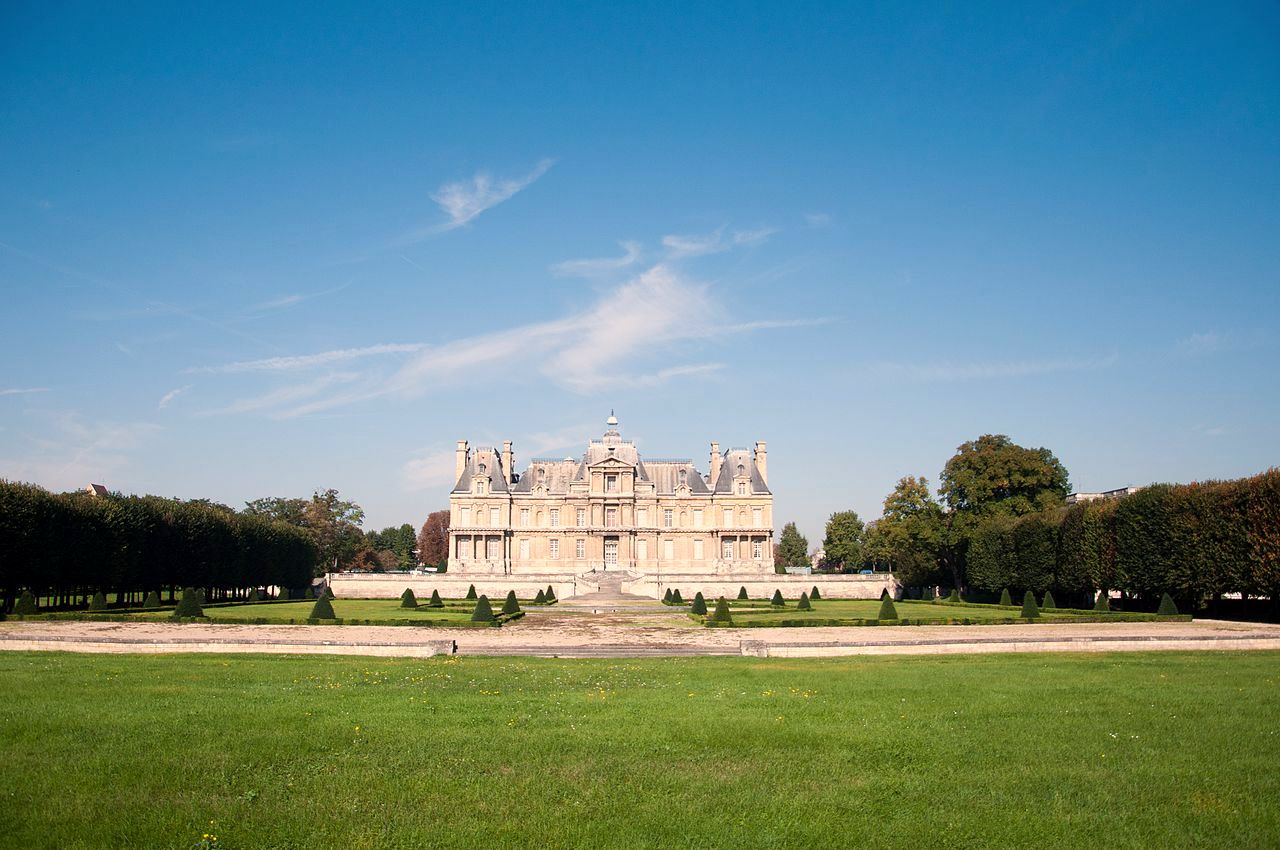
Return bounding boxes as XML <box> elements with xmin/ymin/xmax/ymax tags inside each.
<box><xmin>588</xmin><ymin>456</ymin><xmax>634</xmax><ymax>469</ymax></box>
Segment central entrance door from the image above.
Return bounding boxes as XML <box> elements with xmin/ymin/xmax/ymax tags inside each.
<box><xmin>604</xmin><ymin>538</ymin><xmax>618</xmax><ymax>569</ymax></box>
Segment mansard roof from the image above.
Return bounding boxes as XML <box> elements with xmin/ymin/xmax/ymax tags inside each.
<box><xmin>713</xmin><ymin>448</ymin><xmax>771</xmax><ymax>495</ymax></box>
<box><xmin>641</xmin><ymin>460</ymin><xmax>712</xmax><ymax>495</ymax></box>
<box><xmin>509</xmin><ymin>458</ymin><xmax>580</xmax><ymax>494</ymax></box>
<box><xmin>450</xmin><ymin>446</ymin><xmax>510</xmax><ymax>494</ymax></box>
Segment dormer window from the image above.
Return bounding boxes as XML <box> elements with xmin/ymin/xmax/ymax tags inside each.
<box><xmin>738</xmin><ymin>482</ymin><xmax>746</xmax><ymax>495</ymax></box>
<box><xmin>479</xmin><ymin>462</ymin><xmax>486</xmax><ymax>474</ymax></box>
<box><xmin>679</xmin><ymin>469</ymin><xmax>687</xmax><ymax>485</ymax></box>
<box><xmin>737</xmin><ymin>463</ymin><xmax>745</xmax><ymax>475</ymax></box>
<box><xmin>606</xmin><ymin>473</ymin><xmax>618</xmax><ymax>493</ymax></box>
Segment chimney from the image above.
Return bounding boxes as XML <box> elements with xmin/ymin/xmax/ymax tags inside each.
<box><xmin>754</xmin><ymin>440</ymin><xmax>768</xmax><ymax>485</ymax></box>
<box><xmin>455</xmin><ymin>440</ymin><xmax>469</xmax><ymax>483</ymax></box>
<box><xmin>709</xmin><ymin>441</ymin><xmax>722</xmax><ymax>485</ymax></box>
<box><xmin>501</xmin><ymin>440</ymin><xmax>514</xmax><ymax>485</ymax></box>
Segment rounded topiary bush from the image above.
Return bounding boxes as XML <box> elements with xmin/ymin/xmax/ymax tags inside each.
<box><xmin>305</xmin><ymin>587</ymin><xmax>315</xmax><ymax>600</ymax></box>
<box><xmin>1157</xmin><ymin>593</ymin><xmax>1179</xmax><ymax>616</ymax></box>
<box><xmin>947</xmin><ymin>588</ymin><xmax>961</xmax><ymax>603</ymax></box>
<box><xmin>770</xmin><ymin>589</ymin><xmax>784</xmax><ymax>606</ymax></box>
<box><xmin>429</xmin><ymin>589</ymin><xmax>443</xmax><ymax>608</ymax></box>
<box><xmin>534</xmin><ymin>589</ymin><xmax>546</xmax><ymax>604</ymax></box>
<box><xmin>922</xmin><ymin>587</ymin><xmax>936</xmax><ymax>602</ymax></box>
<box><xmin>810</xmin><ymin>585</ymin><xmax>822</xmax><ymax>601</ymax></box>
<box><xmin>1043</xmin><ymin>590</ymin><xmax>1057</xmax><ymax>609</ymax></box>
<box><xmin>466</xmin><ymin>584</ymin><xmax>477</xmax><ymax>600</ymax></box>
<box><xmin>502</xmin><ymin>590</ymin><xmax>521</xmax><ymax>616</ymax></box>
<box><xmin>173</xmin><ymin>587</ymin><xmax>204</xmax><ymax>618</ymax></box>
<box><xmin>1020</xmin><ymin>590</ymin><xmax>1040</xmax><ymax>619</ymax></box>
<box><xmin>400</xmin><ymin>588</ymin><xmax>418</xmax><ymax>608</ymax></box>
<box><xmin>999</xmin><ymin>588</ymin><xmax>1012</xmax><ymax>606</ymax></box>
<box><xmin>88</xmin><ymin>591</ymin><xmax>108</xmax><ymax>612</ymax></box>
<box><xmin>545</xmin><ymin>585</ymin><xmax>556</xmax><ymax>603</ymax></box>
<box><xmin>1094</xmin><ymin>590</ymin><xmax>1110</xmax><ymax>612</ymax></box>
<box><xmin>671</xmin><ymin>589</ymin><xmax>684</xmax><ymax>605</ymax></box>
<box><xmin>470</xmin><ymin>595</ymin><xmax>494</xmax><ymax>623</ymax></box>
<box><xmin>877</xmin><ymin>595</ymin><xmax>899</xmax><ymax>621</ymax></box>
<box><xmin>14</xmin><ymin>590</ymin><xmax>38</xmax><ymax>615</ymax></box>
<box><xmin>309</xmin><ymin>595</ymin><xmax>337</xmax><ymax>620</ymax></box>
<box><xmin>710</xmin><ymin>597</ymin><xmax>733</xmax><ymax>624</ymax></box>
<box><xmin>663</xmin><ymin>588</ymin><xmax>673</xmax><ymax>604</ymax></box>
<box><xmin>797</xmin><ymin>591</ymin><xmax>811</xmax><ymax>611</ymax></box>
<box><xmin>738</xmin><ymin>586</ymin><xmax>749</xmax><ymax>601</ymax></box>
<box><xmin>690</xmin><ymin>592</ymin><xmax>707</xmax><ymax>615</ymax></box>
<box><xmin>143</xmin><ymin>590</ymin><xmax>161</xmax><ymax>609</ymax></box>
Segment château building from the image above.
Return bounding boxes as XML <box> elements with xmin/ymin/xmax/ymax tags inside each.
<box><xmin>448</xmin><ymin>414</ymin><xmax>774</xmax><ymax>575</ymax></box>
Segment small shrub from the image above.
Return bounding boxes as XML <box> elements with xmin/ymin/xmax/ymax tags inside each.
<box><xmin>1043</xmin><ymin>590</ymin><xmax>1057</xmax><ymax>609</ymax></box>
<box><xmin>248</xmin><ymin>588</ymin><xmax>262</xmax><ymax>603</ymax></box>
<box><xmin>534</xmin><ymin>589</ymin><xmax>546</xmax><ymax>604</ymax></box>
<box><xmin>671</xmin><ymin>589</ymin><xmax>684</xmax><ymax>605</ymax></box>
<box><xmin>143</xmin><ymin>590</ymin><xmax>161</xmax><ymax>608</ymax></box>
<box><xmin>797</xmin><ymin>592</ymin><xmax>811</xmax><ymax>611</ymax></box>
<box><xmin>921</xmin><ymin>587</ymin><xmax>935</xmax><ymax>601</ymax></box>
<box><xmin>1094</xmin><ymin>590</ymin><xmax>1110</xmax><ymax>612</ymax></box>
<box><xmin>810</xmin><ymin>585</ymin><xmax>821</xmax><ymax>601</ymax></box>
<box><xmin>999</xmin><ymin>588</ymin><xmax>1012</xmax><ymax>606</ymax></box>
<box><xmin>466</xmin><ymin>584</ymin><xmax>477</xmax><ymax>600</ymax></box>
<box><xmin>278</xmin><ymin>587</ymin><xmax>290</xmax><ymax>601</ymax></box>
<box><xmin>173</xmin><ymin>588</ymin><xmax>204</xmax><ymax>618</ymax></box>
<box><xmin>429</xmin><ymin>589</ymin><xmax>443</xmax><ymax>608</ymax></box>
<box><xmin>14</xmin><ymin>590</ymin><xmax>37</xmax><ymax>615</ymax></box>
<box><xmin>771</xmin><ymin>589</ymin><xmax>784</xmax><ymax>606</ymax></box>
<box><xmin>710</xmin><ymin>597</ymin><xmax>733</xmax><ymax>624</ymax></box>
<box><xmin>878</xmin><ymin>595</ymin><xmax>899</xmax><ymax>620</ymax></box>
<box><xmin>738</xmin><ymin>586</ymin><xmax>748</xmax><ymax>600</ymax></box>
<box><xmin>947</xmin><ymin>588</ymin><xmax>961</xmax><ymax>603</ymax></box>
<box><xmin>89</xmin><ymin>591</ymin><xmax>108</xmax><ymax>611</ymax></box>
<box><xmin>309</xmin><ymin>595</ymin><xmax>337</xmax><ymax>620</ymax></box>
<box><xmin>323</xmin><ymin>586</ymin><xmax>335</xmax><ymax>600</ymax></box>
<box><xmin>470</xmin><ymin>595</ymin><xmax>494</xmax><ymax>623</ymax></box>
<box><xmin>502</xmin><ymin>590</ymin><xmax>521</xmax><ymax>616</ymax></box>
<box><xmin>690</xmin><ymin>592</ymin><xmax>707</xmax><ymax>615</ymax></box>
<box><xmin>1157</xmin><ymin>593</ymin><xmax>1179</xmax><ymax>616</ymax></box>
<box><xmin>663</xmin><ymin>588</ymin><xmax>673</xmax><ymax>604</ymax></box>
<box><xmin>1020</xmin><ymin>590</ymin><xmax>1040</xmax><ymax>619</ymax></box>
<box><xmin>545</xmin><ymin>585</ymin><xmax>556</xmax><ymax>603</ymax></box>
<box><xmin>400</xmin><ymin>588</ymin><xmax>418</xmax><ymax>608</ymax></box>
<box><xmin>305</xmin><ymin>587</ymin><xmax>315</xmax><ymax>600</ymax></box>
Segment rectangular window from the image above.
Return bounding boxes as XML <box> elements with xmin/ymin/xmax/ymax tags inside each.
<box><xmin>487</xmin><ymin>537</ymin><xmax>500</xmax><ymax>559</ymax></box>
<box><xmin>663</xmin><ymin>539</ymin><xmax>674</xmax><ymax>559</ymax></box>
<box><xmin>549</xmin><ymin>539</ymin><xmax>559</xmax><ymax>559</ymax></box>
<box><xmin>576</xmin><ymin>539</ymin><xmax>586</xmax><ymax>559</ymax></box>
<box><xmin>576</xmin><ymin>508</ymin><xmax>586</xmax><ymax>527</ymax></box>
<box><xmin>637</xmin><ymin>539</ymin><xmax>648</xmax><ymax>559</ymax></box>
<box><xmin>723</xmin><ymin>508</ymin><xmax>733</xmax><ymax>527</ymax></box>
<box><xmin>753</xmin><ymin>540</ymin><xmax>763</xmax><ymax>559</ymax></box>
<box><xmin>460</xmin><ymin>506</ymin><xmax>470</xmax><ymax>526</ymax></box>
<box><xmin>550</xmin><ymin>508</ymin><xmax>560</xmax><ymax>527</ymax></box>
<box><xmin>693</xmin><ymin>508</ymin><xmax>703</xmax><ymax>528</ymax></box>
<box><xmin>753</xmin><ymin>507</ymin><xmax>763</xmax><ymax>527</ymax></box>
<box><xmin>663</xmin><ymin>509</ymin><xmax>673</xmax><ymax>528</ymax></box>
<box><xmin>606</xmin><ymin>473</ymin><xmax>618</xmax><ymax>493</ymax></box>
<box><xmin>489</xmin><ymin>507</ymin><xmax>500</xmax><ymax>526</ymax></box>
<box><xmin>738</xmin><ymin>482</ymin><xmax>746</xmax><ymax>495</ymax></box>
<box><xmin>637</xmin><ymin>508</ymin><xmax>648</xmax><ymax>526</ymax></box>
<box><xmin>723</xmin><ymin>539</ymin><xmax>734</xmax><ymax>560</ymax></box>
<box><xmin>693</xmin><ymin>539</ymin><xmax>703</xmax><ymax>560</ymax></box>
<box><xmin>519</xmin><ymin>539</ymin><xmax>529</xmax><ymax>559</ymax></box>
<box><xmin>606</xmin><ymin>507</ymin><xmax>618</xmax><ymax>527</ymax></box>
<box><xmin>519</xmin><ymin>507</ymin><xmax>529</xmax><ymax>527</ymax></box>
<box><xmin>456</xmin><ymin>537</ymin><xmax>467</xmax><ymax>558</ymax></box>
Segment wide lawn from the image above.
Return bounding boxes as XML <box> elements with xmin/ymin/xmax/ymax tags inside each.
<box><xmin>201</xmin><ymin>598</ymin><xmax>478</xmax><ymax>623</ymax></box>
<box><xmin>725</xmin><ymin>598</ymin><xmax>1100</xmax><ymax>622</ymax></box>
<box><xmin>0</xmin><ymin>652</ymin><xmax>1276</xmax><ymax>849</ymax></box>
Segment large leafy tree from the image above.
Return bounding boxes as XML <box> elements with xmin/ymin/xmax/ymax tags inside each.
<box><xmin>244</xmin><ymin>489</ymin><xmax>365</xmax><ymax>575</ymax></box>
<box><xmin>775</xmin><ymin>522</ymin><xmax>810</xmax><ymax>571</ymax></box>
<box><xmin>821</xmin><ymin>510</ymin><xmax>865</xmax><ymax>572</ymax></box>
<box><xmin>873</xmin><ymin>475</ymin><xmax>945</xmax><ymax>586</ymax></box>
<box><xmin>416</xmin><ymin>510</ymin><xmax>451</xmax><ymax>567</ymax></box>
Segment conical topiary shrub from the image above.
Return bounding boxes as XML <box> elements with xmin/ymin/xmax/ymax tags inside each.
<box><xmin>305</xmin><ymin>586</ymin><xmax>315</xmax><ymax>599</ymax></box>
<box><xmin>89</xmin><ymin>591</ymin><xmax>108</xmax><ymax>611</ymax></box>
<box><xmin>14</xmin><ymin>590</ymin><xmax>38</xmax><ymax>615</ymax></box>
<box><xmin>429</xmin><ymin>589</ymin><xmax>443</xmax><ymax>608</ymax></box>
<box><xmin>771</xmin><ymin>589</ymin><xmax>784</xmax><ymax>606</ymax></box>
<box><xmin>947</xmin><ymin>588</ymin><xmax>961</xmax><ymax>603</ymax></box>
<box><xmin>797</xmin><ymin>592</ymin><xmax>812</xmax><ymax>611</ymax></box>
<box><xmin>173</xmin><ymin>587</ymin><xmax>204</xmax><ymax>618</ymax></box>
<box><xmin>1157</xmin><ymin>593</ymin><xmax>1179</xmax><ymax>616</ymax></box>
<box><xmin>1043</xmin><ymin>590</ymin><xmax>1057</xmax><ymax>609</ymax></box>
<box><xmin>466</xmin><ymin>584</ymin><xmax>477</xmax><ymax>600</ymax></box>
<box><xmin>663</xmin><ymin>588</ymin><xmax>673</xmax><ymax>604</ymax></box>
<box><xmin>278</xmin><ymin>587</ymin><xmax>290</xmax><ymax>601</ymax></box>
<box><xmin>811</xmin><ymin>585</ymin><xmax>822</xmax><ymax>601</ymax></box>
<box><xmin>999</xmin><ymin>588</ymin><xmax>1012</xmax><ymax>606</ymax></box>
<box><xmin>738</xmin><ymin>586</ymin><xmax>749</xmax><ymax>600</ymax></box>
<box><xmin>922</xmin><ymin>586</ymin><xmax>936</xmax><ymax>602</ymax></box>
<box><xmin>1094</xmin><ymin>590</ymin><xmax>1110</xmax><ymax>612</ymax></box>
<box><xmin>690</xmin><ymin>592</ymin><xmax>707</xmax><ymax>615</ymax></box>
<box><xmin>671</xmin><ymin>589</ymin><xmax>684</xmax><ymax>605</ymax></box>
<box><xmin>534</xmin><ymin>589</ymin><xmax>546</xmax><ymax>604</ymax></box>
<box><xmin>545</xmin><ymin>585</ymin><xmax>556</xmax><ymax>603</ymax></box>
<box><xmin>400</xmin><ymin>588</ymin><xmax>418</xmax><ymax>608</ymax></box>
<box><xmin>143</xmin><ymin>590</ymin><xmax>161</xmax><ymax>609</ymax></box>
<box><xmin>309</xmin><ymin>594</ymin><xmax>337</xmax><ymax>620</ymax></box>
<box><xmin>1020</xmin><ymin>590</ymin><xmax>1040</xmax><ymax>619</ymax></box>
<box><xmin>323</xmin><ymin>586</ymin><xmax>335</xmax><ymax>600</ymax></box>
<box><xmin>878</xmin><ymin>594</ymin><xmax>899</xmax><ymax>621</ymax></box>
<box><xmin>502</xmin><ymin>590</ymin><xmax>521</xmax><ymax>616</ymax></box>
<box><xmin>710</xmin><ymin>597</ymin><xmax>733</xmax><ymax>624</ymax></box>
<box><xmin>881</xmin><ymin>588</ymin><xmax>890</xmax><ymax>600</ymax></box>
<box><xmin>470</xmin><ymin>595</ymin><xmax>494</xmax><ymax>623</ymax></box>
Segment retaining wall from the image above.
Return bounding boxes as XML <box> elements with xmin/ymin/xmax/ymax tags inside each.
<box><xmin>328</xmin><ymin>573</ymin><xmax>591</xmax><ymax>600</ymax></box>
<box><xmin>623</xmin><ymin>573</ymin><xmax>898</xmax><ymax>600</ymax></box>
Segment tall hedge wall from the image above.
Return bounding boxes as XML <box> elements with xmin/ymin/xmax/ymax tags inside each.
<box><xmin>0</xmin><ymin>481</ymin><xmax>316</xmax><ymax>611</ymax></box>
<box><xmin>965</xmin><ymin>469</ymin><xmax>1279</xmax><ymax>608</ymax></box>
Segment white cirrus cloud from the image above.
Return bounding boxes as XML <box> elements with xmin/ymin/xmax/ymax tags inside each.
<box><xmin>192</xmin><ymin>343</ymin><xmax>428</xmax><ymax>374</ymax></box>
<box><xmin>157</xmin><ymin>385</ymin><xmax>192</xmax><ymax>409</ymax></box>
<box><xmin>0</xmin><ymin>387</ymin><xmax>50</xmax><ymax>396</ymax></box>
<box><xmin>430</xmin><ymin>158</ymin><xmax>555</xmax><ymax>232</ymax></box>
<box><xmin>550</xmin><ymin>241</ymin><xmax>643</xmax><ymax>277</ymax></box>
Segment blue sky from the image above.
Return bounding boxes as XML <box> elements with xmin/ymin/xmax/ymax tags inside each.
<box><xmin>1</xmin><ymin>2</ymin><xmax>1277</xmax><ymax>542</ymax></box>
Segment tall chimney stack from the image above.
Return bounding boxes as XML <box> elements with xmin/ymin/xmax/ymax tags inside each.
<box><xmin>754</xmin><ymin>440</ymin><xmax>768</xmax><ymax>485</ymax></box>
<box><xmin>455</xmin><ymin>440</ymin><xmax>469</xmax><ymax>483</ymax></box>
<box><xmin>709</xmin><ymin>441</ymin><xmax>722</xmax><ymax>485</ymax></box>
<box><xmin>501</xmin><ymin>440</ymin><xmax>514</xmax><ymax>485</ymax></box>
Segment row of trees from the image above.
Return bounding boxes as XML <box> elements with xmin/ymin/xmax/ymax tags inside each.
<box><xmin>0</xmin><ymin>480</ymin><xmax>316</xmax><ymax>611</ymax></box>
<box><xmin>967</xmin><ymin>471</ymin><xmax>1280</xmax><ymax>608</ymax></box>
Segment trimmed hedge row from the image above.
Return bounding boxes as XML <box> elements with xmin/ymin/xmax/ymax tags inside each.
<box><xmin>701</xmin><ymin>613</ymin><xmax>1188</xmax><ymax>628</ymax></box>
<box><xmin>0</xmin><ymin>612</ymin><xmax>503</xmax><ymax>627</ymax></box>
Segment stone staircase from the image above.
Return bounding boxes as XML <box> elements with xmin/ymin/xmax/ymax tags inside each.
<box><xmin>560</xmin><ymin>569</ymin><xmax>660</xmax><ymax>611</ymax></box>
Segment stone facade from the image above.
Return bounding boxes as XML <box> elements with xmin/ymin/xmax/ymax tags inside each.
<box><xmin>448</xmin><ymin>414</ymin><xmax>773</xmax><ymax>575</ymax></box>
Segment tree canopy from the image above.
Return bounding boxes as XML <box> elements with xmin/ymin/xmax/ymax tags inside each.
<box><xmin>821</xmin><ymin>510</ymin><xmax>865</xmax><ymax>571</ymax></box>
<box><xmin>775</xmin><ymin>522</ymin><xmax>810</xmax><ymax>571</ymax></box>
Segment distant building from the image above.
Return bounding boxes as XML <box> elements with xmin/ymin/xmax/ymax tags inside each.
<box><xmin>85</xmin><ymin>483</ymin><xmax>109</xmax><ymax>497</ymax></box>
<box><xmin>447</xmin><ymin>413</ymin><xmax>774</xmax><ymax>575</ymax></box>
<box><xmin>1066</xmin><ymin>486</ymin><xmax>1141</xmax><ymax>505</ymax></box>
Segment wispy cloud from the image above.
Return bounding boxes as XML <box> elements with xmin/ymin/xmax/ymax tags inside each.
<box><xmin>1179</xmin><ymin>332</ymin><xmax>1226</xmax><ymax>355</ymax></box>
<box><xmin>863</xmin><ymin>354</ymin><xmax>1118</xmax><ymax>383</ymax></box>
<box><xmin>550</xmin><ymin>241</ymin><xmax>642</xmax><ymax>277</ymax></box>
<box><xmin>246</xmin><ymin>282</ymin><xmax>351</xmax><ymax>314</ymax></box>
<box><xmin>633</xmin><ymin>363</ymin><xmax>725</xmax><ymax>387</ymax></box>
<box><xmin>732</xmin><ymin>226</ymin><xmax>778</xmax><ymax>246</ymax></box>
<box><xmin>0</xmin><ymin>413</ymin><xmax>160</xmax><ymax>491</ymax></box>
<box><xmin>426</xmin><ymin>158</ymin><xmax>555</xmax><ymax>234</ymax></box>
<box><xmin>661</xmin><ymin>229</ymin><xmax>728</xmax><ymax>259</ymax></box>
<box><xmin>0</xmin><ymin>387</ymin><xmax>50</xmax><ymax>396</ymax></box>
<box><xmin>157</xmin><ymin>385</ymin><xmax>192</xmax><ymax>409</ymax></box>
<box><xmin>401</xmin><ymin>421</ymin><xmax>597</xmax><ymax>491</ymax></box>
<box><xmin>201</xmin><ymin>372</ymin><xmax>362</xmax><ymax>417</ymax></box>
<box><xmin>192</xmin><ymin>343</ymin><xmax>428</xmax><ymax>374</ymax></box>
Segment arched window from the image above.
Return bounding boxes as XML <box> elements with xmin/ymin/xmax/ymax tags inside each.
<box><xmin>479</xmin><ymin>462</ymin><xmax>486</xmax><ymax>474</ymax></box>
<box><xmin>737</xmin><ymin>464</ymin><xmax>745</xmax><ymax>475</ymax></box>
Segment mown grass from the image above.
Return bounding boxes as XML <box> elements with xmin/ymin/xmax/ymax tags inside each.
<box><xmin>727</xmin><ymin>598</ymin><xmax>1094</xmax><ymax>621</ymax></box>
<box><xmin>0</xmin><ymin>651</ymin><xmax>1276</xmax><ymax>849</ymax></box>
<box><xmin>199</xmin><ymin>599</ymin><xmax>476</xmax><ymax>623</ymax></box>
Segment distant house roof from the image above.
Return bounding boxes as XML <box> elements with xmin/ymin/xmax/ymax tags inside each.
<box><xmin>85</xmin><ymin>483</ymin><xmax>109</xmax><ymax>497</ymax></box>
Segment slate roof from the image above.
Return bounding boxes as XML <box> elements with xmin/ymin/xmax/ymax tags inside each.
<box><xmin>450</xmin><ymin>446</ymin><xmax>510</xmax><ymax>494</ymax></box>
<box><xmin>713</xmin><ymin>448</ymin><xmax>771</xmax><ymax>495</ymax></box>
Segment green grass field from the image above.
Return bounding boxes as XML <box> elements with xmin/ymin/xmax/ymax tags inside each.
<box><xmin>199</xmin><ymin>599</ymin><xmax>477</xmax><ymax>623</ymax></box>
<box><xmin>0</xmin><ymin>651</ymin><xmax>1275</xmax><ymax>849</ymax></box>
<box><xmin>725</xmin><ymin>598</ymin><xmax>1100</xmax><ymax>622</ymax></box>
